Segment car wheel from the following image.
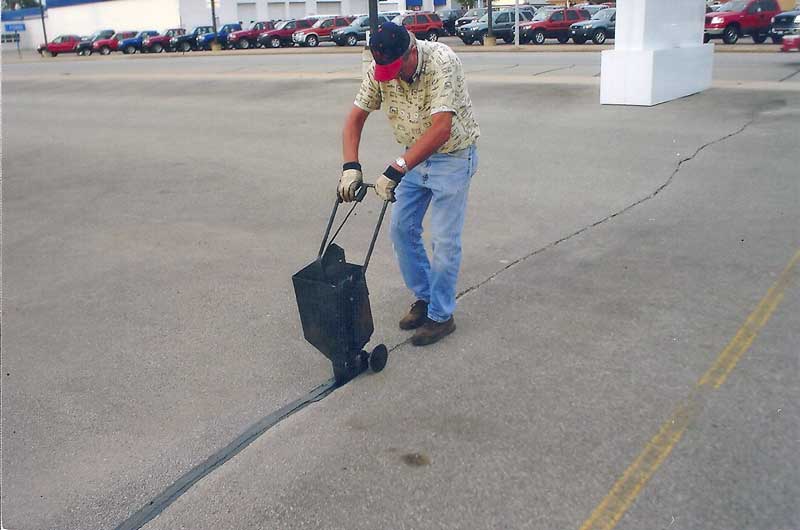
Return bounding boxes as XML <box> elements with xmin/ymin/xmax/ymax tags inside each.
<box><xmin>426</xmin><ymin>30</ymin><xmax>439</xmax><ymax>42</ymax></box>
<box><xmin>557</xmin><ymin>34</ymin><xmax>570</xmax><ymax>44</ymax></box>
<box><xmin>722</xmin><ymin>25</ymin><xmax>739</xmax><ymax>44</ymax></box>
<box><xmin>462</xmin><ymin>38</ymin><xmax>474</xmax><ymax>45</ymax></box>
<box><xmin>533</xmin><ymin>29</ymin><xmax>546</xmax><ymax>45</ymax></box>
<box><xmin>85</xmin><ymin>49</ymin><xmax>93</xmax><ymax>56</ymax></box>
<box><xmin>503</xmin><ymin>34</ymin><xmax>514</xmax><ymax>44</ymax></box>
<box><xmin>239</xmin><ymin>39</ymin><xmax>250</xmax><ymax>49</ymax></box>
<box><xmin>125</xmin><ymin>45</ymin><xmax>136</xmax><ymax>54</ymax></box>
<box><xmin>346</xmin><ymin>34</ymin><xmax>358</xmax><ymax>46</ymax></box>
<box><xmin>270</xmin><ymin>37</ymin><xmax>282</xmax><ymax>48</ymax></box>
<box><xmin>181</xmin><ymin>41</ymin><xmax>191</xmax><ymax>52</ymax></box>
<box><xmin>703</xmin><ymin>33</ymin><xmax>711</xmax><ymax>43</ymax></box>
<box><xmin>592</xmin><ymin>29</ymin><xmax>607</xmax><ymax>44</ymax></box>
<box><xmin>752</xmin><ymin>33</ymin><xmax>767</xmax><ymax>44</ymax></box>
<box><xmin>101</xmin><ymin>46</ymin><xmax>111</xmax><ymax>55</ymax></box>
<box><xmin>77</xmin><ymin>49</ymin><xmax>85</xmax><ymax>56</ymax></box>
<box><xmin>771</xmin><ymin>35</ymin><xmax>783</xmax><ymax>44</ymax></box>
<box><xmin>306</xmin><ymin>35</ymin><xmax>318</xmax><ymax>47</ymax></box>
<box><xmin>51</xmin><ymin>51</ymin><xmax>58</xmax><ymax>57</ymax></box>
<box><xmin>478</xmin><ymin>31</ymin><xmax>486</xmax><ymax>45</ymax></box>
<box><xmin>153</xmin><ymin>43</ymin><xmax>163</xmax><ymax>53</ymax></box>
<box><xmin>573</xmin><ymin>36</ymin><xmax>587</xmax><ymax>44</ymax></box>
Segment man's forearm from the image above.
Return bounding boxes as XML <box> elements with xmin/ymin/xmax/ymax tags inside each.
<box><xmin>343</xmin><ymin>107</ymin><xmax>370</xmax><ymax>164</ymax></box>
<box><xmin>400</xmin><ymin>113</ymin><xmax>452</xmax><ymax>171</ymax></box>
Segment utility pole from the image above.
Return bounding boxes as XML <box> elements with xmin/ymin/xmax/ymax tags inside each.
<box><xmin>368</xmin><ymin>0</ymin><xmax>378</xmax><ymax>36</ymax></box>
<box><xmin>210</xmin><ymin>0</ymin><xmax>219</xmax><ymax>49</ymax></box>
<box><xmin>40</xmin><ymin>0</ymin><xmax>48</xmax><ymax>45</ymax></box>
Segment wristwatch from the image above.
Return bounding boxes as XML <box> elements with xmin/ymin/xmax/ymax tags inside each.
<box><xmin>395</xmin><ymin>157</ymin><xmax>408</xmax><ymax>173</ymax></box>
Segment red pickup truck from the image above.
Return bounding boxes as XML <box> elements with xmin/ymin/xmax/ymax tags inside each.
<box><xmin>705</xmin><ymin>0</ymin><xmax>783</xmax><ymax>44</ymax></box>
<box><xmin>142</xmin><ymin>28</ymin><xmax>185</xmax><ymax>53</ymax></box>
<box><xmin>37</xmin><ymin>35</ymin><xmax>81</xmax><ymax>56</ymax></box>
<box><xmin>92</xmin><ymin>31</ymin><xmax>138</xmax><ymax>54</ymax></box>
<box><xmin>227</xmin><ymin>21</ymin><xmax>275</xmax><ymax>49</ymax></box>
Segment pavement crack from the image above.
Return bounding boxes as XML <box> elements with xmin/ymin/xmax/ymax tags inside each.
<box><xmin>778</xmin><ymin>68</ymin><xmax>800</xmax><ymax>82</ymax></box>
<box><xmin>455</xmin><ymin>117</ymin><xmax>756</xmax><ymax>301</ymax></box>
<box><xmin>532</xmin><ymin>64</ymin><xmax>575</xmax><ymax>77</ymax></box>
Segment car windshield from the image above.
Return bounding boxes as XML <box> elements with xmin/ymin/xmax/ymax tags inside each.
<box><xmin>465</xmin><ymin>9</ymin><xmax>483</xmax><ymax>17</ymax></box>
<box><xmin>350</xmin><ymin>16</ymin><xmax>368</xmax><ymax>26</ymax></box>
<box><xmin>275</xmin><ymin>21</ymin><xmax>291</xmax><ymax>29</ymax></box>
<box><xmin>717</xmin><ymin>0</ymin><xmax>748</xmax><ymax>11</ymax></box>
<box><xmin>478</xmin><ymin>13</ymin><xmax>489</xmax><ymax>22</ymax></box>
<box><xmin>311</xmin><ymin>18</ymin><xmax>330</xmax><ymax>28</ymax></box>
<box><xmin>592</xmin><ymin>8</ymin><xmax>614</xmax><ymax>20</ymax></box>
<box><xmin>135</xmin><ymin>31</ymin><xmax>149</xmax><ymax>38</ymax></box>
<box><xmin>532</xmin><ymin>10</ymin><xmax>550</xmax><ymax>21</ymax></box>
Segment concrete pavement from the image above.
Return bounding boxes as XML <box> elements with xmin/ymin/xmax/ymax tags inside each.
<box><xmin>2</xmin><ymin>51</ymin><xmax>798</xmax><ymax>530</ymax></box>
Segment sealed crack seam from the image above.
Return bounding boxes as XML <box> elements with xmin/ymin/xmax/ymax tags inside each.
<box><xmin>114</xmin><ymin>117</ymin><xmax>755</xmax><ymax>530</ymax></box>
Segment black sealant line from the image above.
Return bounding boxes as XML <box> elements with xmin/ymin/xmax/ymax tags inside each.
<box><xmin>114</xmin><ymin>379</ymin><xmax>336</xmax><ymax>530</ymax></box>
<box><xmin>115</xmin><ymin>115</ymin><xmax>758</xmax><ymax>530</ymax></box>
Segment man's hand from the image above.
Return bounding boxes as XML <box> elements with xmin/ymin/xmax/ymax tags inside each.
<box><xmin>375</xmin><ymin>174</ymin><xmax>398</xmax><ymax>202</ymax></box>
<box><xmin>338</xmin><ymin>164</ymin><xmax>363</xmax><ymax>202</ymax></box>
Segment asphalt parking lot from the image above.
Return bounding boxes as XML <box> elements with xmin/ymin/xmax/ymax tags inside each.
<box><xmin>2</xmin><ymin>48</ymin><xmax>799</xmax><ymax>530</ymax></box>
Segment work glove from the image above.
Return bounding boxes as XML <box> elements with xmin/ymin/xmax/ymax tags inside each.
<box><xmin>374</xmin><ymin>164</ymin><xmax>405</xmax><ymax>202</ymax></box>
<box><xmin>375</xmin><ymin>174</ymin><xmax>398</xmax><ymax>203</ymax></box>
<box><xmin>338</xmin><ymin>162</ymin><xmax>363</xmax><ymax>202</ymax></box>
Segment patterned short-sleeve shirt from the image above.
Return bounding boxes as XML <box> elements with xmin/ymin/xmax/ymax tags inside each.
<box><xmin>354</xmin><ymin>40</ymin><xmax>480</xmax><ymax>154</ymax></box>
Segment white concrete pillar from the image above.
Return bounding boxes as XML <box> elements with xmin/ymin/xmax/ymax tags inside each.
<box><xmin>600</xmin><ymin>0</ymin><xmax>713</xmax><ymax>106</ymax></box>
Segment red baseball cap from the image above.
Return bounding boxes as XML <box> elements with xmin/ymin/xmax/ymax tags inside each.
<box><xmin>369</xmin><ymin>22</ymin><xmax>410</xmax><ymax>82</ymax></box>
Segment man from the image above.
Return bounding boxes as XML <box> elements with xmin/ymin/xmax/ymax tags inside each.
<box><xmin>339</xmin><ymin>22</ymin><xmax>480</xmax><ymax>346</ymax></box>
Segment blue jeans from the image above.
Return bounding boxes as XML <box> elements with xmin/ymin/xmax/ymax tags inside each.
<box><xmin>390</xmin><ymin>144</ymin><xmax>478</xmax><ymax>323</ymax></box>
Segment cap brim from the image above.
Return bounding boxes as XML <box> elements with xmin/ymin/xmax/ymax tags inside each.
<box><xmin>374</xmin><ymin>57</ymin><xmax>403</xmax><ymax>82</ymax></box>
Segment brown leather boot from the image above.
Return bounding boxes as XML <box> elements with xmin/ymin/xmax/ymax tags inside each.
<box><xmin>399</xmin><ymin>300</ymin><xmax>428</xmax><ymax>330</ymax></box>
<box><xmin>411</xmin><ymin>317</ymin><xmax>456</xmax><ymax>346</ymax></box>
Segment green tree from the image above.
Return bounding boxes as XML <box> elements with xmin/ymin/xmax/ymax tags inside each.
<box><xmin>457</xmin><ymin>0</ymin><xmax>476</xmax><ymax>9</ymax></box>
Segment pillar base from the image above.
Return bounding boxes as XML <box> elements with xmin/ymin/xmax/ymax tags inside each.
<box><xmin>483</xmin><ymin>36</ymin><xmax>497</xmax><ymax>47</ymax></box>
<box><xmin>600</xmin><ymin>44</ymin><xmax>713</xmax><ymax>106</ymax></box>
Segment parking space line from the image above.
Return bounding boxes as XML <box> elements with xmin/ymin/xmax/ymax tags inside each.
<box><xmin>578</xmin><ymin>249</ymin><xmax>799</xmax><ymax>530</ymax></box>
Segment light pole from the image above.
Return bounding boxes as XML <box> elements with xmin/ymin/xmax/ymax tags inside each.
<box><xmin>209</xmin><ymin>0</ymin><xmax>220</xmax><ymax>50</ymax></box>
<box><xmin>40</xmin><ymin>0</ymin><xmax>48</xmax><ymax>45</ymax></box>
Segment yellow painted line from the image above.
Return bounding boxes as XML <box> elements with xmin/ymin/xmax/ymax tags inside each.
<box><xmin>579</xmin><ymin>249</ymin><xmax>800</xmax><ymax>530</ymax></box>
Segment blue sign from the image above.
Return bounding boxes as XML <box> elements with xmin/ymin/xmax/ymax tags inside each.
<box><xmin>4</xmin><ymin>23</ymin><xmax>26</xmax><ymax>31</ymax></box>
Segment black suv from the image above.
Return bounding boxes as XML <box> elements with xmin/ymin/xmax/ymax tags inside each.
<box><xmin>170</xmin><ymin>25</ymin><xmax>213</xmax><ymax>52</ymax></box>
<box><xmin>770</xmin><ymin>8</ymin><xmax>800</xmax><ymax>42</ymax></box>
<box><xmin>456</xmin><ymin>8</ymin><xmax>488</xmax><ymax>31</ymax></box>
<box><xmin>438</xmin><ymin>8</ymin><xmax>466</xmax><ymax>35</ymax></box>
<box><xmin>76</xmin><ymin>29</ymin><xmax>114</xmax><ymax>56</ymax></box>
<box><xmin>569</xmin><ymin>7</ymin><xmax>615</xmax><ymax>44</ymax></box>
<box><xmin>331</xmin><ymin>14</ymin><xmax>391</xmax><ymax>46</ymax></box>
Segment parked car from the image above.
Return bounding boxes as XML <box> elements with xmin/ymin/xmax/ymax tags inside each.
<box><xmin>520</xmin><ymin>8</ymin><xmax>591</xmax><ymax>44</ymax></box>
<box><xmin>332</xmin><ymin>14</ymin><xmax>391</xmax><ymax>46</ymax></box>
<box><xmin>704</xmin><ymin>0</ymin><xmax>783</xmax><ymax>44</ymax></box>
<box><xmin>227</xmin><ymin>21</ymin><xmax>275</xmax><ymax>49</ymax></box>
<box><xmin>142</xmin><ymin>28</ymin><xmax>185</xmax><ymax>53</ymax></box>
<box><xmin>458</xmin><ymin>9</ymin><xmax>534</xmax><ymax>44</ymax></box>
<box><xmin>393</xmin><ymin>12</ymin><xmax>444</xmax><ymax>41</ymax></box>
<box><xmin>196</xmin><ymin>23</ymin><xmax>242</xmax><ymax>49</ymax></box>
<box><xmin>76</xmin><ymin>29</ymin><xmax>114</xmax><ymax>56</ymax></box>
<box><xmin>770</xmin><ymin>7</ymin><xmax>800</xmax><ymax>42</ymax></box>
<box><xmin>171</xmin><ymin>25</ymin><xmax>214</xmax><ymax>52</ymax></box>
<box><xmin>37</xmin><ymin>34</ymin><xmax>81</xmax><ymax>56</ymax></box>
<box><xmin>92</xmin><ymin>31</ymin><xmax>137</xmax><ymax>55</ymax></box>
<box><xmin>569</xmin><ymin>7</ymin><xmax>615</xmax><ymax>44</ymax></box>
<box><xmin>574</xmin><ymin>4</ymin><xmax>608</xmax><ymax>16</ymax></box>
<box><xmin>456</xmin><ymin>8</ymin><xmax>488</xmax><ymax>30</ymax></box>
<box><xmin>292</xmin><ymin>15</ymin><xmax>354</xmax><ymax>47</ymax></box>
<box><xmin>118</xmin><ymin>30</ymin><xmax>159</xmax><ymax>54</ymax></box>
<box><xmin>438</xmin><ymin>8</ymin><xmax>466</xmax><ymax>35</ymax></box>
<box><xmin>258</xmin><ymin>18</ymin><xmax>317</xmax><ymax>48</ymax></box>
